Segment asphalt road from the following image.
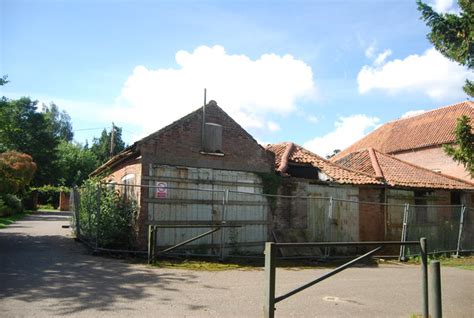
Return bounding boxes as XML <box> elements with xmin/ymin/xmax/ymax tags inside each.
<box><xmin>0</xmin><ymin>211</ymin><xmax>473</xmax><ymax>317</ymax></box>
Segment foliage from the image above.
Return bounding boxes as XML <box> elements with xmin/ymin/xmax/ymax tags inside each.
<box><xmin>78</xmin><ymin>179</ymin><xmax>138</xmax><ymax>249</ymax></box>
<box><xmin>90</xmin><ymin>126</ymin><xmax>126</xmax><ymax>165</ymax></box>
<box><xmin>417</xmin><ymin>0</ymin><xmax>474</xmax><ymax>96</ymax></box>
<box><xmin>0</xmin><ymin>75</ymin><xmax>8</xmax><ymax>86</ymax></box>
<box><xmin>0</xmin><ymin>194</ymin><xmax>23</xmax><ymax>216</ymax></box>
<box><xmin>31</xmin><ymin>184</ymin><xmax>71</xmax><ymax>209</ymax></box>
<box><xmin>443</xmin><ymin>115</ymin><xmax>474</xmax><ymax>177</ymax></box>
<box><xmin>0</xmin><ymin>151</ymin><xmax>36</xmax><ymax>195</ymax></box>
<box><xmin>55</xmin><ymin>140</ymin><xmax>98</xmax><ymax>186</ymax></box>
<box><xmin>257</xmin><ymin>171</ymin><xmax>282</xmax><ymax>195</ymax></box>
<box><xmin>0</xmin><ymin>210</ymin><xmax>29</xmax><ymax>229</ymax></box>
<box><xmin>33</xmin><ymin>184</ymin><xmax>71</xmax><ymax>194</ymax></box>
<box><xmin>42</xmin><ymin>103</ymin><xmax>74</xmax><ymax>142</ymax></box>
<box><xmin>256</xmin><ymin>171</ymin><xmax>282</xmax><ymax>209</ymax></box>
<box><xmin>0</xmin><ymin>97</ymin><xmax>59</xmax><ymax>185</ymax></box>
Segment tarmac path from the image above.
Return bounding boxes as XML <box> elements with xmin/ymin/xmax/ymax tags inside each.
<box><xmin>0</xmin><ymin>211</ymin><xmax>473</xmax><ymax>317</ymax></box>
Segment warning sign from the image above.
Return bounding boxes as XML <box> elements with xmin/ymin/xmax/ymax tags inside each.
<box><xmin>155</xmin><ymin>181</ymin><xmax>168</xmax><ymax>198</ymax></box>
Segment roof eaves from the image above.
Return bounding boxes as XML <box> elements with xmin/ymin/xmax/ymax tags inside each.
<box><xmin>373</xmin><ymin>149</ymin><xmax>474</xmax><ymax>190</ymax></box>
<box><xmin>89</xmin><ymin>145</ymin><xmax>139</xmax><ymax>177</ymax></box>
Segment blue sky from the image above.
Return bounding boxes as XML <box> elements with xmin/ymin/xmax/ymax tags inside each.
<box><xmin>1</xmin><ymin>0</ymin><xmax>472</xmax><ymax>156</ymax></box>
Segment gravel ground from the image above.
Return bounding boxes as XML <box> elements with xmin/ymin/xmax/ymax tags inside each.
<box><xmin>0</xmin><ymin>211</ymin><xmax>473</xmax><ymax>317</ymax></box>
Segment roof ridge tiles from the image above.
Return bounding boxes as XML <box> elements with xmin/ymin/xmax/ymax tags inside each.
<box><xmin>288</xmin><ymin>143</ymin><xmax>385</xmax><ymax>181</ymax></box>
<box><xmin>278</xmin><ymin>142</ymin><xmax>294</xmax><ymax>173</ymax></box>
<box><xmin>384</xmin><ymin>100</ymin><xmax>473</xmax><ymax>124</ymax></box>
<box><xmin>368</xmin><ymin>148</ymin><xmax>384</xmax><ymax>179</ymax></box>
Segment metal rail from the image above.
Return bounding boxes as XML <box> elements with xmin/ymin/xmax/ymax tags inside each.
<box><xmin>148</xmin><ymin>224</ymin><xmax>241</xmax><ymax>263</ymax></box>
<box><xmin>264</xmin><ymin>238</ymin><xmax>430</xmax><ymax>318</ymax></box>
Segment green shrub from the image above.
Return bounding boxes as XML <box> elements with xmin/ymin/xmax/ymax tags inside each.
<box><xmin>78</xmin><ymin>179</ymin><xmax>138</xmax><ymax>249</ymax></box>
<box><xmin>0</xmin><ymin>194</ymin><xmax>23</xmax><ymax>216</ymax></box>
<box><xmin>0</xmin><ymin>198</ymin><xmax>9</xmax><ymax>216</ymax></box>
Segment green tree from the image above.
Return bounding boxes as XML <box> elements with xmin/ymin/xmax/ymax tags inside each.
<box><xmin>90</xmin><ymin>125</ymin><xmax>126</xmax><ymax>165</ymax></box>
<box><xmin>56</xmin><ymin>140</ymin><xmax>98</xmax><ymax>186</ymax></box>
<box><xmin>0</xmin><ymin>75</ymin><xmax>8</xmax><ymax>86</ymax></box>
<box><xmin>0</xmin><ymin>97</ymin><xmax>59</xmax><ymax>185</ymax></box>
<box><xmin>417</xmin><ymin>0</ymin><xmax>474</xmax><ymax>96</ymax></box>
<box><xmin>443</xmin><ymin>115</ymin><xmax>473</xmax><ymax>178</ymax></box>
<box><xmin>42</xmin><ymin>103</ymin><xmax>74</xmax><ymax>142</ymax></box>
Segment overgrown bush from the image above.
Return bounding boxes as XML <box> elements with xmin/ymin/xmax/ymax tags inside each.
<box><xmin>78</xmin><ymin>179</ymin><xmax>138</xmax><ymax>249</ymax></box>
<box><xmin>0</xmin><ymin>194</ymin><xmax>23</xmax><ymax>216</ymax></box>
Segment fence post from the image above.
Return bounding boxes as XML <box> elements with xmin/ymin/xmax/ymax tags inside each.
<box><xmin>420</xmin><ymin>237</ymin><xmax>429</xmax><ymax>318</ymax></box>
<box><xmin>220</xmin><ymin>189</ymin><xmax>229</xmax><ymax>261</ymax></box>
<box><xmin>95</xmin><ymin>182</ymin><xmax>101</xmax><ymax>250</ymax></box>
<box><xmin>325</xmin><ymin>197</ymin><xmax>333</xmax><ymax>257</ymax></box>
<box><xmin>430</xmin><ymin>260</ymin><xmax>442</xmax><ymax>318</ymax></box>
<box><xmin>399</xmin><ymin>203</ymin><xmax>409</xmax><ymax>261</ymax></box>
<box><xmin>72</xmin><ymin>187</ymin><xmax>80</xmax><ymax>238</ymax></box>
<box><xmin>264</xmin><ymin>242</ymin><xmax>276</xmax><ymax>318</ymax></box>
<box><xmin>455</xmin><ymin>205</ymin><xmax>466</xmax><ymax>257</ymax></box>
<box><xmin>148</xmin><ymin>225</ymin><xmax>156</xmax><ymax>264</ymax></box>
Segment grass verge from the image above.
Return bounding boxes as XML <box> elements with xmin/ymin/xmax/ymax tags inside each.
<box><xmin>150</xmin><ymin>256</ymin><xmax>378</xmax><ymax>271</ymax></box>
<box><xmin>407</xmin><ymin>255</ymin><xmax>474</xmax><ymax>271</ymax></box>
<box><xmin>0</xmin><ymin>212</ymin><xmax>29</xmax><ymax>229</ymax></box>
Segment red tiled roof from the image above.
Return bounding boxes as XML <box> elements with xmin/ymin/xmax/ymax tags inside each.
<box><xmin>266</xmin><ymin>142</ymin><xmax>383</xmax><ymax>185</ymax></box>
<box><xmin>332</xmin><ymin>101</ymin><xmax>474</xmax><ymax>161</ymax></box>
<box><xmin>335</xmin><ymin>148</ymin><xmax>474</xmax><ymax>190</ymax></box>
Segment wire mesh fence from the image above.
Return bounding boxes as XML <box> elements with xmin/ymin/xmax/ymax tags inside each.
<box><xmin>70</xmin><ymin>181</ymin><xmax>474</xmax><ymax>259</ymax></box>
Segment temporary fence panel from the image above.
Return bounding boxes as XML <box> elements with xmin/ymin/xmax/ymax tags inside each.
<box><xmin>145</xmin><ymin>165</ymin><xmax>268</xmax><ymax>256</ymax></box>
<box><xmin>458</xmin><ymin>207</ymin><xmax>474</xmax><ymax>253</ymax></box>
<box><xmin>404</xmin><ymin>205</ymin><xmax>462</xmax><ymax>256</ymax></box>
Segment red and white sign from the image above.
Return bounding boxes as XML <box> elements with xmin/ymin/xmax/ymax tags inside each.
<box><xmin>155</xmin><ymin>181</ymin><xmax>168</xmax><ymax>198</ymax></box>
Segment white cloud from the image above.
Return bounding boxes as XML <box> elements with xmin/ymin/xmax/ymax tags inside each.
<box><xmin>267</xmin><ymin>121</ymin><xmax>280</xmax><ymax>132</ymax></box>
<box><xmin>113</xmin><ymin>45</ymin><xmax>316</xmax><ymax>138</ymax></box>
<box><xmin>365</xmin><ymin>41</ymin><xmax>376</xmax><ymax>59</ymax></box>
<box><xmin>357</xmin><ymin>48</ymin><xmax>473</xmax><ymax>100</ymax></box>
<box><xmin>401</xmin><ymin>110</ymin><xmax>426</xmax><ymax>119</ymax></box>
<box><xmin>430</xmin><ymin>0</ymin><xmax>458</xmax><ymax>13</ymax></box>
<box><xmin>374</xmin><ymin>49</ymin><xmax>392</xmax><ymax>66</ymax></box>
<box><xmin>303</xmin><ymin>114</ymin><xmax>380</xmax><ymax>157</ymax></box>
<box><xmin>307</xmin><ymin>115</ymin><xmax>319</xmax><ymax>124</ymax></box>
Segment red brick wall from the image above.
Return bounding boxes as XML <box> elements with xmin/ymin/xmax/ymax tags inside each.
<box><xmin>138</xmin><ymin>102</ymin><xmax>274</xmax><ymax>174</ymax></box>
<box><xmin>104</xmin><ymin>159</ymin><xmax>141</xmax><ymax>185</ymax></box>
<box><xmin>394</xmin><ymin>146</ymin><xmax>472</xmax><ymax>182</ymax></box>
<box><xmin>59</xmin><ymin>192</ymin><xmax>70</xmax><ymax>211</ymax></box>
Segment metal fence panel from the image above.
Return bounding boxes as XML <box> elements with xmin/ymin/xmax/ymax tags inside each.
<box><xmin>404</xmin><ymin>205</ymin><xmax>462</xmax><ymax>257</ymax></box>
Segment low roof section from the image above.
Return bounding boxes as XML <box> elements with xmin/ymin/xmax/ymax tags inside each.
<box><xmin>332</xmin><ymin>100</ymin><xmax>474</xmax><ymax>161</ymax></box>
<box><xmin>335</xmin><ymin>148</ymin><xmax>474</xmax><ymax>191</ymax></box>
<box><xmin>266</xmin><ymin>142</ymin><xmax>383</xmax><ymax>185</ymax></box>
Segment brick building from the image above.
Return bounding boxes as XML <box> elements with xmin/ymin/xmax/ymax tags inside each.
<box><xmin>266</xmin><ymin>142</ymin><xmax>474</xmax><ymax>249</ymax></box>
<box><xmin>332</xmin><ymin>101</ymin><xmax>474</xmax><ymax>182</ymax></box>
<box><xmin>91</xmin><ymin>101</ymin><xmax>274</xmax><ymax>252</ymax></box>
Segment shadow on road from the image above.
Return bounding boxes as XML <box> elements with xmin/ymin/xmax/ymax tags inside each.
<box><xmin>0</xmin><ymin>229</ymin><xmax>198</xmax><ymax>315</ymax></box>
